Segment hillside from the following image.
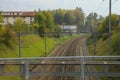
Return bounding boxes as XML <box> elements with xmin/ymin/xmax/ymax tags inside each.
<box><xmin>0</xmin><ymin>34</ymin><xmax>74</xmax><ymax>80</ymax></box>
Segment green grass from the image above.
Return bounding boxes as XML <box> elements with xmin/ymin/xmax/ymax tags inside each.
<box><xmin>88</xmin><ymin>35</ymin><xmax>120</xmax><ymax>80</ymax></box>
<box><xmin>0</xmin><ymin>34</ymin><xmax>71</xmax><ymax>58</ymax></box>
<box><xmin>88</xmin><ymin>38</ymin><xmax>109</xmax><ymax>56</ymax></box>
<box><xmin>0</xmin><ymin>34</ymin><xmax>75</xmax><ymax>80</ymax></box>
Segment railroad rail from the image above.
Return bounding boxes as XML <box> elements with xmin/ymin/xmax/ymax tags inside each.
<box><xmin>0</xmin><ymin>56</ymin><xmax>120</xmax><ymax>80</ymax></box>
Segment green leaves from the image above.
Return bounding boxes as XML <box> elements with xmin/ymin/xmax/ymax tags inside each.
<box><xmin>97</xmin><ymin>14</ymin><xmax>119</xmax><ymax>33</ymax></box>
<box><xmin>112</xmin><ymin>32</ymin><xmax>120</xmax><ymax>55</ymax></box>
<box><xmin>34</xmin><ymin>11</ymin><xmax>55</xmax><ymax>37</ymax></box>
<box><xmin>13</xmin><ymin>17</ymin><xmax>25</xmax><ymax>32</ymax></box>
<box><xmin>0</xmin><ymin>12</ymin><xmax>3</xmax><ymax>24</ymax></box>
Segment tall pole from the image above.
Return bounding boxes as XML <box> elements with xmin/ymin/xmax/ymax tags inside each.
<box><xmin>44</xmin><ymin>32</ymin><xmax>47</xmax><ymax>55</ymax></box>
<box><xmin>93</xmin><ymin>13</ymin><xmax>96</xmax><ymax>55</ymax></box>
<box><xmin>18</xmin><ymin>31</ymin><xmax>21</xmax><ymax>58</ymax></box>
<box><xmin>109</xmin><ymin>0</ymin><xmax>112</xmax><ymax>33</ymax></box>
<box><xmin>109</xmin><ymin>0</ymin><xmax>112</xmax><ymax>55</ymax></box>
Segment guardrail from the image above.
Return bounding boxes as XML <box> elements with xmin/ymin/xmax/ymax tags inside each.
<box><xmin>0</xmin><ymin>56</ymin><xmax>120</xmax><ymax>80</ymax></box>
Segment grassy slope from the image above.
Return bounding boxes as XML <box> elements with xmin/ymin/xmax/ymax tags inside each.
<box><xmin>88</xmin><ymin>38</ymin><xmax>109</xmax><ymax>56</ymax></box>
<box><xmin>0</xmin><ymin>34</ymin><xmax>74</xmax><ymax>80</ymax></box>
<box><xmin>0</xmin><ymin>34</ymin><xmax>65</xmax><ymax>58</ymax></box>
<box><xmin>88</xmin><ymin>35</ymin><xmax>120</xmax><ymax>80</ymax></box>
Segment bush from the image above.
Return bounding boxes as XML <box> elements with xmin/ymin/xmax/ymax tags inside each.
<box><xmin>112</xmin><ymin>32</ymin><xmax>120</xmax><ymax>55</ymax></box>
<box><xmin>97</xmin><ymin>14</ymin><xmax>119</xmax><ymax>33</ymax></box>
<box><xmin>0</xmin><ymin>25</ymin><xmax>17</xmax><ymax>48</ymax></box>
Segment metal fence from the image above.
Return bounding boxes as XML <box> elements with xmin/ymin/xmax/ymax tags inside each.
<box><xmin>0</xmin><ymin>56</ymin><xmax>120</xmax><ymax>80</ymax></box>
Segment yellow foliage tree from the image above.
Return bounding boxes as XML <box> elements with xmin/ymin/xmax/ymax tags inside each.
<box><xmin>14</xmin><ymin>17</ymin><xmax>25</xmax><ymax>32</ymax></box>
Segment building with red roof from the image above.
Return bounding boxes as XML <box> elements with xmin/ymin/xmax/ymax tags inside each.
<box><xmin>2</xmin><ymin>11</ymin><xmax>36</xmax><ymax>24</ymax></box>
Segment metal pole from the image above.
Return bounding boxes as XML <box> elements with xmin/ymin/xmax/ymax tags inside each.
<box><xmin>55</xmin><ymin>32</ymin><xmax>57</xmax><ymax>46</ymax></box>
<box><xmin>109</xmin><ymin>0</ymin><xmax>112</xmax><ymax>55</ymax></box>
<box><xmin>18</xmin><ymin>31</ymin><xmax>22</xmax><ymax>58</ymax></box>
<box><xmin>63</xmin><ymin>24</ymin><xmax>64</xmax><ymax>41</ymax></box>
<box><xmin>94</xmin><ymin>34</ymin><xmax>96</xmax><ymax>55</ymax></box>
<box><xmin>81</xmin><ymin>58</ymin><xmax>85</xmax><ymax>80</ymax></box>
<box><xmin>109</xmin><ymin>0</ymin><xmax>112</xmax><ymax>33</ymax></box>
<box><xmin>44</xmin><ymin>32</ymin><xmax>47</xmax><ymax>55</ymax></box>
<box><xmin>93</xmin><ymin>13</ymin><xmax>97</xmax><ymax>55</ymax></box>
<box><xmin>25</xmin><ymin>60</ymin><xmax>29</xmax><ymax>80</ymax></box>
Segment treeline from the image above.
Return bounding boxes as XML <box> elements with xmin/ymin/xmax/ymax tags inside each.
<box><xmin>96</xmin><ymin>14</ymin><xmax>120</xmax><ymax>55</ymax></box>
<box><xmin>34</xmin><ymin>7</ymin><xmax>84</xmax><ymax>37</ymax></box>
<box><xmin>0</xmin><ymin>7</ymin><xmax>84</xmax><ymax>48</ymax></box>
<box><xmin>84</xmin><ymin>12</ymin><xmax>104</xmax><ymax>32</ymax></box>
<box><xmin>88</xmin><ymin>13</ymin><xmax>120</xmax><ymax>56</ymax></box>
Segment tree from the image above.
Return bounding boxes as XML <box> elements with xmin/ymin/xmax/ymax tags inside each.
<box><xmin>34</xmin><ymin>12</ymin><xmax>46</xmax><ymax>37</ymax></box>
<box><xmin>34</xmin><ymin>12</ymin><xmax>46</xmax><ymax>25</ymax></box>
<box><xmin>97</xmin><ymin>14</ymin><xmax>119</xmax><ymax>33</ymax></box>
<box><xmin>0</xmin><ymin>12</ymin><xmax>4</xmax><ymax>39</ymax></box>
<box><xmin>42</xmin><ymin>11</ymin><xmax>54</xmax><ymax>32</ymax></box>
<box><xmin>13</xmin><ymin>17</ymin><xmax>25</xmax><ymax>32</ymax></box>
<box><xmin>64</xmin><ymin>11</ymin><xmax>73</xmax><ymax>25</ymax></box>
<box><xmin>54</xmin><ymin>25</ymin><xmax>61</xmax><ymax>38</ymax></box>
<box><xmin>54</xmin><ymin>9</ymin><xmax>65</xmax><ymax>25</ymax></box>
<box><xmin>0</xmin><ymin>12</ymin><xmax>3</xmax><ymax>25</ymax></box>
<box><xmin>112</xmin><ymin>33</ymin><xmax>120</xmax><ymax>55</ymax></box>
<box><xmin>74</xmin><ymin>7</ymin><xmax>84</xmax><ymax>32</ymax></box>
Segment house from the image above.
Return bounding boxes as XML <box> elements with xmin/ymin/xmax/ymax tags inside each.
<box><xmin>60</xmin><ymin>25</ymin><xmax>77</xmax><ymax>33</ymax></box>
<box><xmin>1</xmin><ymin>11</ymin><xmax>36</xmax><ymax>24</ymax></box>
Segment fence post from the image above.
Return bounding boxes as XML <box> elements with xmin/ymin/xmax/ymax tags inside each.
<box><xmin>81</xmin><ymin>57</ymin><xmax>85</xmax><ymax>80</ymax></box>
<box><xmin>25</xmin><ymin>60</ymin><xmax>29</xmax><ymax>80</ymax></box>
<box><xmin>0</xmin><ymin>63</ymin><xmax>4</xmax><ymax>74</ymax></box>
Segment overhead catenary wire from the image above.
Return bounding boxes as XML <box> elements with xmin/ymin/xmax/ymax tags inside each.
<box><xmin>94</xmin><ymin>0</ymin><xmax>105</xmax><ymax>12</ymax></box>
<box><xmin>101</xmin><ymin>0</ymin><xmax>118</xmax><ymax>16</ymax></box>
<box><xmin>112</xmin><ymin>0</ymin><xmax>118</xmax><ymax>5</ymax></box>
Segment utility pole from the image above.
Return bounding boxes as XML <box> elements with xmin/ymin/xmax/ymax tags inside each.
<box><xmin>109</xmin><ymin>0</ymin><xmax>112</xmax><ymax>55</ymax></box>
<box><xmin>18</xmin><ymin>31</ymin><xmax>22</xmax><ymax>58</ymax></box>
<box><xmin>93</xmin><ymin>13</ymin><xmax>97</xmax><ymax>55</ymax></box>
<box><xmin>109</xmin><ymin>0</ymin><xmax>112</xmax><ymax>33</ymax></box>
<box><xmin>44</xmin><ymin>32</ymin><xmax>47</xmax><ymax>55</ymax></box>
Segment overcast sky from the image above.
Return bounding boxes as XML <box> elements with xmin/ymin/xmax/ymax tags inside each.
<box><xmin>0</xmin><ymin>0</ymin><xmax>120</xmax><ymax>16</ymax></box>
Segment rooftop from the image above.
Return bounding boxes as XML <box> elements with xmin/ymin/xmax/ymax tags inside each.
<box><xmin>2</xmin><ymin>11</ymin><xmax>36</xmax><ymax>17</ymax></box>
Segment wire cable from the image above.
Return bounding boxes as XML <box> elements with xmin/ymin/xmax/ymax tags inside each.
<box><xmin>112</xmin><ymin>0</ymin><xmax>118</xmax><ymax>6</ymax></box>
<box><xmin>101</xmin><ymin>0</ymin><xmax>118</xmax><ymax>16</ymax></box>
<box><xmin>94</xmin><ymin>0</ymin><xmax>105</xmax><ymax>12</ymax></box>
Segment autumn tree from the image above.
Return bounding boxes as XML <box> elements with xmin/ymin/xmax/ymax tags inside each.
<box><xmin>74</xmin><ymin>7</ymin><xmax>84</xmax><ymax>32</ymax></box>
<box><xmin>64</xmin><ymin>11</ymin><xmax>74</xmax><ymax>25</ymax></box>
<box><xmin>42</xmin><ymin>11</ymin><xmax>54</xmax><ymax>32</ymax></box>
<box><xmin>34</xmin><ymin>12</ymin><xmax>46</xmax><ymax>37</ymax></box>
<box><xmin>54</xmin><ymin>9</ymin><xmax>65</xmax><ymax>25</ymax></box>
<box><xmin>97</xmin><ymin>14</ymin><xmax>119</xmax><ymax>33</ymax></box>
<box><xmin>13</xmin><ymin>17</ymin><xmax>25</xmax><ymax>32</ymax></box>
<box><xmin>0</xmin><ymin>12</ymin><xmax>17</xmax><ymax>48</ymax></box>
<box><xmin>0</xmin><ymin>12</ymin><xmax>3</xmax><ymax>25</ymax></box>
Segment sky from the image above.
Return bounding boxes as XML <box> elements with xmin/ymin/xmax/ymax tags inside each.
<box><xmin>0</xmin><ymin>0</ymin><xmax>120</xmax><ymax>17</ymax></box>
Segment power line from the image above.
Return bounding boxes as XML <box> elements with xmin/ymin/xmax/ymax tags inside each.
<box><xmin>94</xmin><ymin>0</ymin><xmax>105</xmax><ymax>12</ymax></box>
<box><xmin>101</xmin><ymin>0</ymin><xmax>118</xmax><ymax>16</ymax></box>
<box><xmin>112</xmin><ymin>0</ymin><xmax>118</xmax><ymax>6</ymax></box>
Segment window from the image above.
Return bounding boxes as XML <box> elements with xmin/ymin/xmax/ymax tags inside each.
<box><xmin>11</xmin><ymin>13</ymin><xmax>13</xmax><ymax>15</ymax></box>
<box><xmin>23</xmin><ymin>16</ymin><xmax>26</xmax><ymax>19</ymax></box>
<box><xmin>30</xmin><ymin>21</ymin><xmax>32</xmax><ymax>23</ymax></box>
<box><xmin>4</xmin><ymin>13</ymin><xmax>7</xmax><ymax>15</ymax></box>
<box><xmin>7</xmin><ymin>13</ymin><xmax>10</xmax><ymax>15</ymax></box>
<box><xmin>30</xmin><ymin>17</ymin><xmax>32</xmax><ymax>20</ymax></box>
<box><xmin>14</xmin><ymin>13</ymin><xmax>17</xmax><ymax>15</ymax></box>
<box><xmin>13</xmin><ymin>17</ymin><xmax>16</xmax><ymax>19</ymax></box>
<box><xmin>19</xmin><ymin>13</ymin><xmax>22</xmax><ymax>15</ymax></box>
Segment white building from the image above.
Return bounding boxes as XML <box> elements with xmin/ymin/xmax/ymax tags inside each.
<box><xmin>60</xmin><ymin>25</ymin><xmax>77</xmax><ymax>33</ymax></box>
<box><xmin>1</xmin><ymin>11</ymin><xmax>36</xmax><ymax>24</ymax></box>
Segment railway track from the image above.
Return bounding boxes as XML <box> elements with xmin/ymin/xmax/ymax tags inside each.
<box><xmin>31</xmin><ymin>35</ymin><xmax>100</xmax><ymax>80</ymax></box>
